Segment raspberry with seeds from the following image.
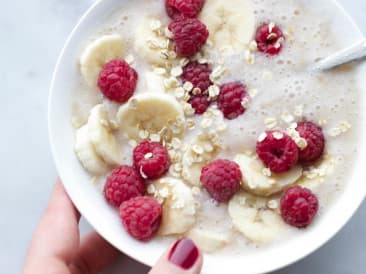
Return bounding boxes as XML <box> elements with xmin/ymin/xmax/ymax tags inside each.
<box><xmin>98</xmin><ymin>59</ymin><xmax>138</xmax><ymax>103</ymax></box>
<box><xmin>218</xmin><ymin>82</ymin><xmax>249</xmax><ymax>120</ymax></box>
<box><xmin>133</xmin><ymin>141</ymin><xmax>171</xmax><ymax>180</ymax></box>
<box><xmin>256</xmin><ymin>131</ymin><xmax>299</xmax><ymax>173</ymax></box>
<box><xmin>280</xmin><ymin>186</ymin><xmax>319</xmax><ymax>228</ymax></box>
<box><xmin>189</xmin><ymin>94</ymin><xmax>210</xmax><ymax>114</ymax></box>
<box><xmin>296</xmin><ymin>121</ymin><xmax>325</xmax><ymax>163</ymax></box>
<box><xmin>104</xmin><ymin>166</ymin><xmax>146</xmax><ymax>207</ymax></box>
<box><xmin>169</xmin><ymin>18</ymin><xmax>209</xmax><ymax>57</ymax></box>
<box><xmin>166</xmin><ymin>0</ymin><xmax>205</xmax><ymax>19</ymax></box>
<box><xmin>200</xmin><ymin>159</ymin><xmax>242</xmax><ymax>203</ymax></box>
<box><xmin>120</xmin><ymin>196</ymin><xmax>162</xmax><ymax>241</ymax></box>
<box><xmin>255</xmin><ymin>22</ymin><xmax>285</xmax><ymax>55</ymax></box>
<box><xmin>182</xmin><ymin>61</ymin><xmax>213</xmax><ymax>92</ymax></box>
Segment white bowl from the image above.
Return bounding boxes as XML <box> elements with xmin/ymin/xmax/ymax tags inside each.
<box><xmin>49</xmin><ymin>0</ymin><xmax>366</xmax><ymax>273</ymax></box>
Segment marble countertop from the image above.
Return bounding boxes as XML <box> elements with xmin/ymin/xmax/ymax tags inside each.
<box><xmin>1</xmin><ymin>0</ymin><xmax>366</xmax><ymax>273</ymax></box>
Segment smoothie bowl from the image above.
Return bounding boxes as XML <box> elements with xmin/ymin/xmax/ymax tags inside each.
<box><xmin>49</xmin><ymin>0</ymin><xmax>366</xmax><ymax>273</ymax></box>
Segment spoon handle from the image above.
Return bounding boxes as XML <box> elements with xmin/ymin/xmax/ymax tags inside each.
<box><xmin>312</xmin><ymin>39</ymin><xmax>366</xmax><ymax>71</ymax></box>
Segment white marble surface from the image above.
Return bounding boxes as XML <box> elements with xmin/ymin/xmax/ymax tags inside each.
<box><xmin>1</xmin><ymin>1</ymin><xmax>366</xmax><ymax>273</ymax></box>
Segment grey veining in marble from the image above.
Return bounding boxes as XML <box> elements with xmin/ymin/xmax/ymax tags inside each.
<box><xmin>1</xmin><ymin>1</ymin><xmax>365</xmax><ymax>273</ymax></box>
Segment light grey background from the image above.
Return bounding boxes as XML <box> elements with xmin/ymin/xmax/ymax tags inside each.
<box><xmin>1</xmin><ymin>0</ymin><xmax>365</xmax><ymax>273</ymax></box>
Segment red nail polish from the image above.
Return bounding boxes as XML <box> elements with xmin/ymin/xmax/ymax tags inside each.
<box><xmin>168</xmin><ymin>238</ymin><xmax>199</xmax><ymax>270</ymax></box>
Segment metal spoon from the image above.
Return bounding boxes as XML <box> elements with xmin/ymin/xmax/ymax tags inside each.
<box><xmin>311</xmin><ymin>39</ymin><xmax>366</xmax><ymax>71</ymax></box>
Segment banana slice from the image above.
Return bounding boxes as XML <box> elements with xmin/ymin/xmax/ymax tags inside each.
<box><xmin>88</xmin><ymin>104</ymin><xmax>122</xmax><ymax>166</ymax></box>
<box><xmin>74</xmin><ymin>125</ymin><xmax>109</xmax><ymax>175</ymax></box>
<box><xmin>134</xmin><ymin>17</ymin><xmax>170</xmax><ymax>66</ymax></box>
<box><xmin>228</xmin><ymin>193</ymin><xmax>286</xmax><ymax>243</ymax></box>
<box><xmin>234</xmin><ymin>154</ymin><xmax>303</xmax><ymax>197</ymax></box>
<box><xmin>153</xmin><ymin>178</ymin><xmax>196</xmax><ymax>235</ymax></box>
<box><xmin>182</xmin><ymin>161</ymin><xmax>202</xmax><ymax>186</ymax></box>
<box><xmin>187</xmin><ymin>228</ymin><xmax>231</xmax><ymax>253</ymax></box>
<box><xmin>181</xmin><ymin>134</ymin><xmax>221</xmax><ymax>186</ymax></box>
<box><xmin>80</xmin><ymin>35</ymin><xmax>126</xmax><ymax>87</ymax></box>
<box><xmin>297</xmin><ymin>156</ymin><xmax>335</xmax><ymax>192</ymax></box>
<box><xmin>117</xmin><ymin>93</ymin><xmax>185</xmax><ymax>141</ymax></box>
<box><xmin>200</xmin><ymin>0</ymin><xmax>255</xmax><ymax>54</ymax></box>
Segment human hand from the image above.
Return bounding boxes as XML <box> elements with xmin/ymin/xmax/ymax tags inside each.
<box><xmin>22</xmin><ymin>179</ymin><xmax>203</xmax><ymax>274</ymax></box>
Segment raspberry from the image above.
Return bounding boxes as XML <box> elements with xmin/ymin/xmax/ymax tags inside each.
<box><xmin>165</xmin><ymin>0</ymin><xmax>205</xmax><ymax>19</ymax></box>
<box><xmin>280</xmin><ymin>186</ymin><xmax>319</xmax><ymax>228</ymax></box>
<box><xmin>218</xmin><ymin>82</ymin><xmax>249</xmax><ymax>120</ymax></box>
<box><xmin>189</xmin><ymin>94</ymin><xmax>210</xmax><ymax>114</ymax></box>
<box><xmin>133</xmin><ymin>141</ymin><xmax>171</xmax><ymax>180</ymax></box>
<box><xmin>98</xmin><ymin>59</ymin><xmax>138</xmax><ymax>103</ymax></box>
<box><xmin>296</xmin><ymin>121</ymin><xmax>325</xmax><ymax>163</ymax></box>
<box><xmin>104</xmin><ymin>166</ymin><xmax>145</xmax><ymax>207</ymax></box>
<box><xmin>255</xmin><ymin>23</ymin><xmax>285</xmax><ymax>55</ymax></box>
<box><xmin>200</xmin><ymin>159</ymin><xmax>242</xmax><ymax>203</ymax></box>
<box><xmin>182</xmin><ymin>61</ymin><xmax>213</xmax><ymax>92</ymax></box>
<box><xmin>119</xmin><ymin>196</ymin><xmax>162</xmax><ymax>241</ymax></box>
<box><xmin>256</xmin><ymin>131</ymin><xmax>299</xmax><ymax>173</ymax></box>
<box><xmin>169</xmin><ymin>18</ymin><xmax>209</xmax><ymax>57</ymax></box>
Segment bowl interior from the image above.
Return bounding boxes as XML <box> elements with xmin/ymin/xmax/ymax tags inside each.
<box><xmin>49</xmin><ymin>0</ymin><xmax>366</xmax><ymax>273</ymax></box>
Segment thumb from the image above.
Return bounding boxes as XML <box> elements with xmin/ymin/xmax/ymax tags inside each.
<box><xmin>149</xmin><ymin>238</ymin><xmax>203</xmax><ymax>274</ymax></box>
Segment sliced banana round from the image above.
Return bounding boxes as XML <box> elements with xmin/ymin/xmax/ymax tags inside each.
<box><xmin>80</xmin><ymin>34</ymin><xmax>126</xmax><ymax>87</ymax></box>
<box><xmin>186</xmin><ymin>228</ymin><xmax>231</xmax><ymax>253</ymax></box>
<box><xmin>74</xmin><ymin>125</ymin><xmax>109</xmax><ymax>175</ymax></box>
<box><xmin>134</xmin><ymin>17</ymin><xmax>170</xmax><ymax>66</ymax></box>
<box><xmin>181</xmin><ymin>134</ymin><xmax>220</xmax><ymax>186</ymax></box>
<box><xmin>117</xmin><ymin>93</ymin><xmax>185</xmax><ymax>141</ymax></box>
<box><xmin>228</xmin><ymin>193</ymin><xmax>286</xmax><ymax>243</ymax></box>
<box><xmin>297</xmin><ymin>156</ymin><xmax>335</xmax><ymax>192</ymax></box>
<box><xmin>200</xmin><ymin>0</ymin><xmax>255</xmax><ymax>54</ymax></box>
<box><xmin>182</xmin><ymin>162</ymin><xmax>202</xmax><ymax>187</ymax></box>
<box><xmin>153</xmin><ymin>178</ymin><xmax>196</xmax><ymax>236</ymax></box>
<box><xmin>88</xmin><ymin>104</ymin><xmax>122</xmax><ymax>166</ymax></box>
<box><xmin>234</xmin><ymin>154</ymin><xmax>303</xmax><ymax>197</ymax></box>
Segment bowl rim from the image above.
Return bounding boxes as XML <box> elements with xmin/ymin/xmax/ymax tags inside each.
<box><xmin>48</xmin><ymin>0</ymin><xmax>366</xmax><ymax>273</ymax></box>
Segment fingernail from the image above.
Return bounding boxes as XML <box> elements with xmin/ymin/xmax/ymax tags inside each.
<box><xmin>168</xmin><ymin>238</ymin><xmax>199</xmax><ymax>270</ymax></box>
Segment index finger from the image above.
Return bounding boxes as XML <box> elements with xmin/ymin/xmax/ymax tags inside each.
<box><xmin>27</xmin><ymin>179</ymin><xmax>81</xmax><ymax>262</ymax></box>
